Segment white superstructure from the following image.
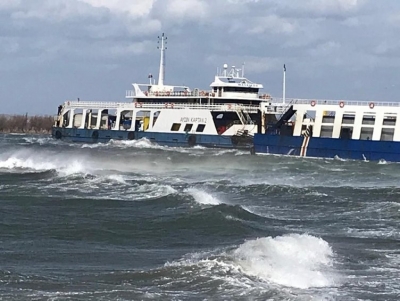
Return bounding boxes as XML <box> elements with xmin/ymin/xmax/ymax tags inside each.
<box><xmin>55</xmin><ymin>33</ymin><xmax>285</xmax><ymax>140</ymax></box>
<box><xmin>288</xmin><ymin>99</ymin><xmax>400</xmax><ymax>141</ymax></box>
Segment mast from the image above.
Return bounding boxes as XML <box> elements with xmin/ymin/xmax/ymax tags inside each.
<box><xmin>157</xmin><ymin>33</ymin><xmax>167</xmax><ymax>86</ymax></box>
<box><xmin>283</xmin><ymin>64</ymin><xmax>286</xmax><ymax>104</ymax></box>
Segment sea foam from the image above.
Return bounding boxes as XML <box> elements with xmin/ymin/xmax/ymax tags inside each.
<box><xmin>233</xmin><ymin>233</ymin><xmax>337</xmax><ymax>289</ymax></box>
<box><xmin>0</xmin><ymin>150</ymin><xmax>89</xmax><ymax>176</ymax></box>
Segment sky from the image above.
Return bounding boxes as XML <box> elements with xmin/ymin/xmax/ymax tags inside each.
<box><xmin>1</xmin><ymin>0</ymin><xmax>400</xmax><ymax>115</ymax></box>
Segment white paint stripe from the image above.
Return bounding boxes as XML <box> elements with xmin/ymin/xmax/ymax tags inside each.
<box><xmin>301</xmin><ymin>136</ymin><xmax>307</xmax><ymax>156</ymax></box>
<box><xmin>303</xmin><ymin>136</ymin><xmax>310</xmax><ymax>157</ymax></box>
<box><xmin>300</xmin><ymin>136</ymin><xmax>310</xmax><ymax>157</ymax></box>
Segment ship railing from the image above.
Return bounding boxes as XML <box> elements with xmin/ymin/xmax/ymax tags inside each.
<box><xmin>263</xmin><ymin>104</ymin><xmax>288</xmax><ymax>114</ymax></box>
<box><xmin>135</xmin><ymin>102</ymin><xmax>260</xmax><ymax>113</ymax></box>
<box><xmin>126</xmin><ymin>90</ymin><xmax>135</xmax><ymax>97</ymax></box>
<box><xmin>63</xmin><ymin>101</ymin><xmax>134</xmax><ymax>109</ymax></box>
<box><xmin>268</xmin><ymin>97</ymin><xmax>400</xmax><ymax>107</ymax></box>
<box><xmin>63</xmin><ymin>101</ymin><xmax>260</xmax><ymax>113</ymax></box>
<box><xmin>126</xmin><ymin>90</ymin><xmax>215</xmax><ymax>98</ymax></box>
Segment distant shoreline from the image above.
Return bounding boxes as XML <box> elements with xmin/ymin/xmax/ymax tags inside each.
<box><xmin>0</xmin><ymin>130</ymin><xmax>51</xmax><ymax>135</ymax></box>
<box><xmin>0</xmin><ymin>114</ymin><xmax>53</xmax><ymax>134</ymax></box>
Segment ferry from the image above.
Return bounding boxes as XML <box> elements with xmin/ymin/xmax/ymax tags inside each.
<box><xmin>52</xmin><ymin>34</ymin><xmax>285</xmax><ymax>148</ymax></box>
<box><xmin>253</xmin><ymin>97</ymin><xmax>400</xmax><ymax>162</ymax></box>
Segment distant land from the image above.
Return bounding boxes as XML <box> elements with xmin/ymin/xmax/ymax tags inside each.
<box><xmin>0</xmin><ymin>114</ymin><xmax>53</xmax><ymax>134</ymax></box>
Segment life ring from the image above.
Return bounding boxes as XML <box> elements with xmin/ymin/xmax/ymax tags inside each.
<box><xmin>135</xmin><ymin>102</ymin><xmax>142</xmax><ymax>108</ymax></box>
<box><xmin>311</xmin><ymin>100</ymin><xmax>316</xmax><ymax>107</ymax></box>
<box><xmin>339</xmin><ymin>101</ymin><xmax>345</xmax><ymax>108</ymax></box>
<box><xmin>164</xmin><ymin>103</ymin><xmax>174</xmax><ymax>108</ymax></box>
<box><xmin>369</xmin><ymin>102</ymin><xmax>375</xmax><ymax>109</ymax></box>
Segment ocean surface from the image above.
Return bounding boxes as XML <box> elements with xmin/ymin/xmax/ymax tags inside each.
<box><xmin>0</xmin><ymin>133</ymin><xmax>399</xmax><ymax>301</ymax></box>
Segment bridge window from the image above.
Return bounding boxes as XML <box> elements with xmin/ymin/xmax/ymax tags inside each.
<box><xmin>196</xmin><ymin>124</ymin><xmax>205</xmax><ymax>132</ymax></box>
<box><xmin>171</xmin><ymin>123</ymin><xmax>181</xmax><ymax>131</ymax></box>
<box><xmin>223</xmin><ymin>87</ymin><xmax>259</xmax><ymax>93</ymax></box>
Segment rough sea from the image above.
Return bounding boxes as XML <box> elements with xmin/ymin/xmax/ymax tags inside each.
<box><xmin>0</xmin><ymin>133</ymin><xmax>399</xmax><ymax>301</ymax></box>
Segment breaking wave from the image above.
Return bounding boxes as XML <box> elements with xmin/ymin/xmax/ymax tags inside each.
<box><xmin>233</xmin><ymin>234</ymin><xmax>336</xmax><ymax>289</ymax></box>
<box><xmin>186</xmin><ymin>187</ymin><xmax>224</xmax><ymax>205</ymax></box>
<box><xmin>0</xmin><ymin>149</ymin><xmax>90</xmax><ymax>176</ymax></box>
<box><xmin>165</xmin><ymin>233</ymin><xmax>338</xmax><ymax>291</ymax></box>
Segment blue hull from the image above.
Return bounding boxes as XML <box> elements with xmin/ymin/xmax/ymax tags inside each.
<box><xmin>254</xmin><ymin>134</ymin><xmax>400</xmax><ymax>162</ymax></box>
<box><xmin>52</xmin><ymin>127</ymin><xmax>252</xmax><ymax>149</ymax></box>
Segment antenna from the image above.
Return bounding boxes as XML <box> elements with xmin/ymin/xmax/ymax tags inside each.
<box><xmin>242</xmin><ymin>62</ymin><xmax>245</xmax><ymax>77</ymax></box>
<box><xmin>283</xmin><ymin>64</ymin><xmax>286</xmax><ymax>104</ymax></box>
<box><xmin>157</xmin><ymin>33</ymin><xmax>167</xmax><ymax>86</ymax></box>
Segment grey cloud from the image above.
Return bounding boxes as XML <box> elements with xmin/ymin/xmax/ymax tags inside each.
<box><xmin>1</xmin><ymin>0</ymin><xmax>400</xmax><ymax>114</ymax></box>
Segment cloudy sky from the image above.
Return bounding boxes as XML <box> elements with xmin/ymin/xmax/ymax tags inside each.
<box><xmin>1</xmin><ymin>0</ymin><xmax>400</xmax><ymax>114</ymax></box>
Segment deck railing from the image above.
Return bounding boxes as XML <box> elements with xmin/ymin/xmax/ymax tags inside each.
<box><xmin>63</xmin><ymin>101</ymin><xmax>260</xmax><ymax>113</ymax></box>
<box><xmin>126</xmin><ymin>91</ymin><xmax>399</xmax><ymax>108</ymax></box>
<box><xmin>268</xmin><ymin>97</ymin><xmax>400</xmax><ymax>107</ymax></box>
<box><xmin>126</xmin><ymin>90</ymin><xmax>212</xmax><ymax>98</ymax></box>
<box><xmin>62</xmin><ymin>97</ymin><xmax>400</xmax><ymax>114</ymax></box>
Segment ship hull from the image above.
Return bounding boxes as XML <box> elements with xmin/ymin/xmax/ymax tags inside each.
<box><xmin>254</xmin><ymin>134</ymin><xmax>400</xmax><ymax>162</ymax></box>
<box><xmin>52</xmin><ymin>127</ymin><xmax>252</xmax><ymax>149</ymax></box>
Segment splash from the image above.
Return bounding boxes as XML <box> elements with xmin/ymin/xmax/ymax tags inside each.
<box><xmin>0</xmin><ymin>156</ymin><xmax>57</xmax><ymax>171</ymax></box>
<box><xmin>22</xmin><ymin>137</ymin><xmax>55</xmax><ymax>145</ymax></box>
<box><xmin>333</xmin><ymin>155</ymin><xmax>346</xmax><ymax>161</ymax></box>
<box><xmin>186</xmin><ymin>188</ymin><xmax>223</xmax><ymax>205</ymax></box>
<box><xmin>233</xmin><ymin>234</ymin><xmax>336</xmax><ymax>289</ymax></box>
<box><xmin>0</xmin><ymin>150</ymin><xmax>89</xmax><ymax>176</ymax></box>
<box><xmin>81</xmin><ymin>143</ymin><xmax>105</xmax><ymax>149</ymax></box>
<box><xmin>109</xmin><ymin>138</ymin><xmax>163</xmax><ymax>149</ymax></box>
<box><xmin>163</xmin><ymin>233</ymin><xmax>338</xmax><ymax>295</ymax></box>
<box><xmin>106</xmin><ymin>174</ymin><xmax>129</xmax><ymax>185</ymax></box>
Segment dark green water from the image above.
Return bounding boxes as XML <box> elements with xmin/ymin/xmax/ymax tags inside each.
<box><xmin>0</xmin><ymin>134</ymin><xmax>399</xmax><ymax>300</ymax></box>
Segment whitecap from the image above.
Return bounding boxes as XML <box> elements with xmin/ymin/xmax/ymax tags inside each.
<box><xmin>378</xmin><ymin>159</ymin><xmax>387</xmax><ymax>165</ymax></box>
<box><xmin>232</xmin><ymin>233</ymin><xmax>337</xmax><ymax>289</ymax></box>
<box><xmin>185</xmin><ymin>187</ymin><xmax>223</xmax><ymax>205</ymax></box>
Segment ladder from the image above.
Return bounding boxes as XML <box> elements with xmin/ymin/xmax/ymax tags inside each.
<box><xmin>237</xmin><ymin>110</ymin><xmax>247</xmax><ymax>125</ymax></box>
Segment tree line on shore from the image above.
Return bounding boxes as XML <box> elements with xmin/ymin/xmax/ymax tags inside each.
<box><xmin>0</xmin><ymin>114</ymin><xmax>54</xmax><ymax>133</ymax></box>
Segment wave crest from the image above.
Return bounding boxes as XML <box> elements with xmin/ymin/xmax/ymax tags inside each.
<box><xmin>233</xmin><ymin>234</ymin><xmax>336</xmax><ymax>289</ymax></box>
